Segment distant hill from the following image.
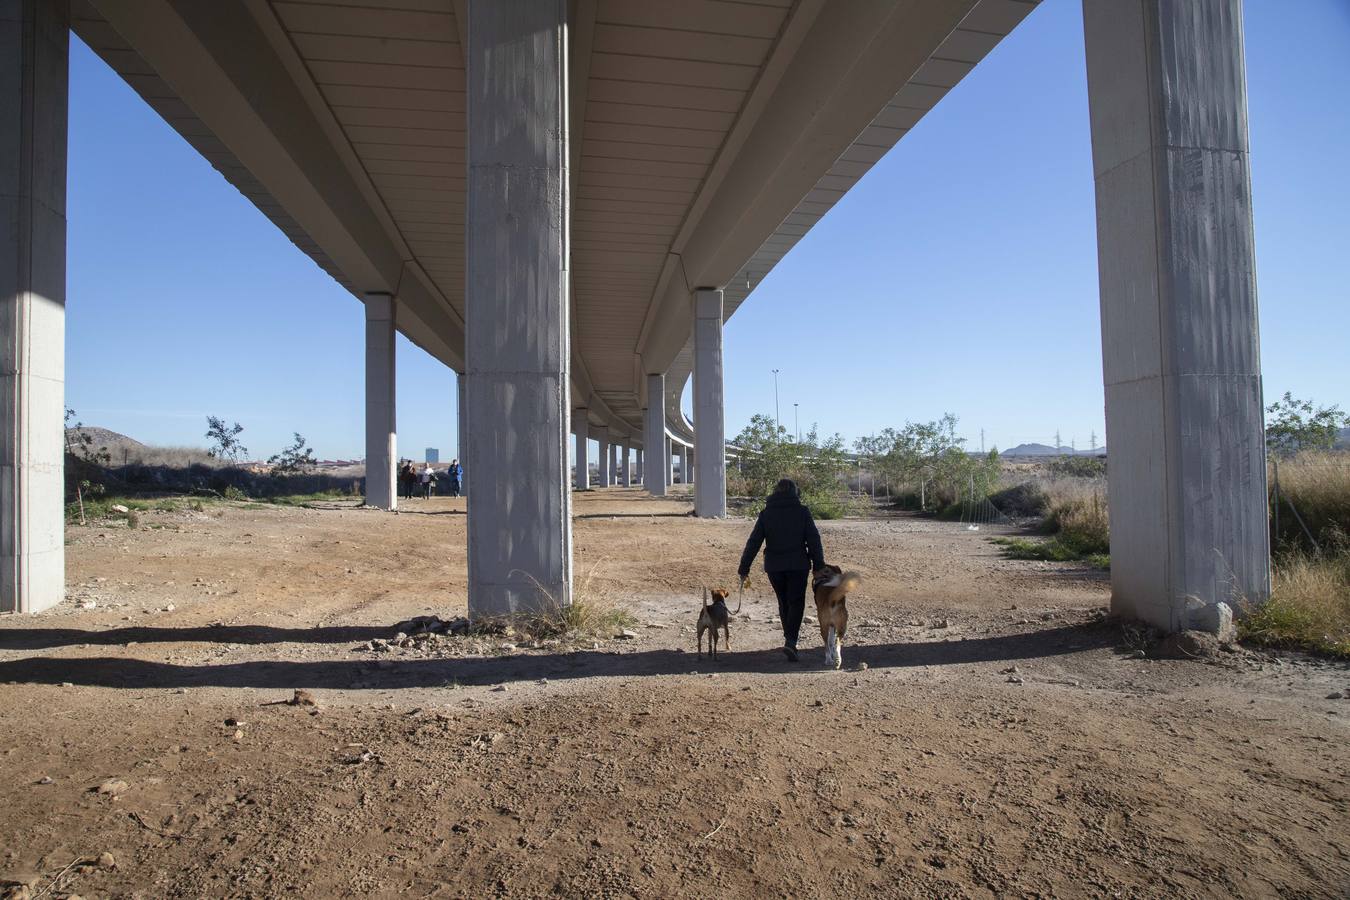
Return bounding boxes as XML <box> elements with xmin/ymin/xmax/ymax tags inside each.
<box><xmin>65</xmin><ymin>426</ymin><xmax>144</xmax><ymax>451</ymax></box>
<box><xmin>1002</xmin><ymin>443</ymin><xmax>1104</xmax><ymax>457</ymax></box>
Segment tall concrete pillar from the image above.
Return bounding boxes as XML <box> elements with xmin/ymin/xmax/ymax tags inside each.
<box><xmin>2</xmin><ymin>0</ymin><xmax>68</xmax><ymax>613</ymax></box>
<box><xmin>456</xmin><ymin>373</ymin><xmax>467</xmax><ymax>498</ymax></box>
<box><xmin>694</xmin><ymin>294</ymin><xmax>726</xmax><ymax>513</ymax></box>
<box><xmin>1084</xmin><ymin>0</ymin><xmax>1268</xmax><ymax>633</ymax></box>
<box><xmin>596</xmin><ymin>431</ymin><xmax>611</xmax><ymax>488</ymax></box>
<box><xmin>670</xmin><ymin>442</ymin><xmax>678</xmax><ymax>485</ymax></box>
<box><xmin>363</xmin><ymin>293</ymin><xmax>397</xmax><ymax>510</ymax></box>
<box><xmin>644</xmin><ymin>374</ymin><xmax>667</xmax><ymax>497</ymax></box>
<box><xmin>608</xmin><ymin>437</ymin><xmax>619</xmax><ymax>485</ymax></box>
<box><xmin>465</xmin><ymin>0</ymin><xmax>571</xmax><ymax>617</ymax></box>
<box><xmin>620</xmin><ymin>442</ymin><xmax>631</xmax><ymax>487</ymax></box>
<box><xmin>635</xmin><ymin>448</ymin><xmax>644</xmax><ymax>485</ymax></box>
<box><xmin>573</xmin><ymin>406</ymin><xmax>588</xmax><ymax>490</ymax></box>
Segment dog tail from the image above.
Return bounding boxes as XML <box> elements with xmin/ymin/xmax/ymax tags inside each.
<box><xmin>830</xmin><ymin>572</ymin><xmax>862</xmax><ymax>604</ymax></box>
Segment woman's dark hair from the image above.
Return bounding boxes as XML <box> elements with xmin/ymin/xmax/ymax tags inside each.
<box><xmin>773</xmin><ymin>478</ymin><xmax>799</xmax><ymax>498</ymax></box>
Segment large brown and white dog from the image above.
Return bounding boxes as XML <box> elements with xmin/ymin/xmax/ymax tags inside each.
<box><xmin>812</xmin><ymin>565</ymin><xmax>861</xmax><ymax>669</ymax></box>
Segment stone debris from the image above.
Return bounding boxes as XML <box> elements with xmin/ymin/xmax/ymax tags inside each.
<box><xmin>1327</xmin><ymin>691</ymin><xmax>1346</xmax><ymax>700</ymax></box>
<box><xmin>469</xmin><ymin>732</ymin><xmax>505</xmax><ymax>751</ymax></box>
<box><xmin>97</xmin><ymin>851</ymin><xmax>117</xmax><ymax>869</ymax></box>
<box><xmin>111</xmin><ymin>504</ymin><xmax>130</xmax><ymax>514</ymax></box>
<box><xmin>342</xmin><ymin>749</ymin><xmax>379</xmax><ymax>765</ymax></box>
<box><xmin>95</xmin><ymin>779</ymin><xmax>129</xmax><ymax>796</ymax></box>
<box><xmin>1006</xmin><ymin>675</ymin><xmax>1024</xmax><ymax>685</ymax></box>
<box><xmin>395</xmin><ymin>615</ymin><xmax>470</xmax><ymax>636</ymax></box>
<box><xmin>615</xmin><ymin>629</ymin><xmax>638</xmax><ymax>640</ymax></box>
<box><xmin>1001</xmin><ymin>665</ymin><xmax>1020</xmax><ymax>676</ymax></box>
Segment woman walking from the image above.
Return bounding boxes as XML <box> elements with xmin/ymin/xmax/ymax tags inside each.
<box><xmin>737</xmin><ymin>478</ymin><xmax>824</xmax><ymax>661</ymax></box>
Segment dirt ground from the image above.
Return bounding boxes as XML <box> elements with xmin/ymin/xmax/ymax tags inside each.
<box><xmin>1</xmin><ymin>489</ymin><xmax>1347</xmax><ymax>898</ymax></box>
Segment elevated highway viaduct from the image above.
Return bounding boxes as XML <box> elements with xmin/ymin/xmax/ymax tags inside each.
<box><xmin>4</xmin><ymin>0</ymin><xmax>1268</xmax><ymax>634</ymax></box>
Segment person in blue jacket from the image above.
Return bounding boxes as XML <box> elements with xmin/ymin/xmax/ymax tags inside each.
<box><xmin>737</xmin><ymin>478</ymin><xmax>825</xmax><ymax>661</ymax></box>
<box><xmin>446</xmin><ymin>459</ymin><xmax>463</xmax><ymax>497</ymax></box>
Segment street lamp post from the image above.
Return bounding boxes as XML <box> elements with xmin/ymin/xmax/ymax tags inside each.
<box><xmin>794</xmin><ymin>403</ymin><xmax>799</xmax><ymax>442</ymax></box>
<box><xmin>772</xmin><ymin>369</ymin><xmax>780</xmax><ymax>432</ymax></box>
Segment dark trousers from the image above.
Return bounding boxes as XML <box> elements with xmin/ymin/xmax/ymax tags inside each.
<box><xmin>768</xmin><ymin>569</ymin><xmax>809</xmax><ymax>648</ymax></box>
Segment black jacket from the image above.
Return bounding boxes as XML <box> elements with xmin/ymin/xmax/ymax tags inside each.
<box><xmin>738</xmin><ymin>491</ymin><xmax>825</xmax><ymax>576</ymax></box>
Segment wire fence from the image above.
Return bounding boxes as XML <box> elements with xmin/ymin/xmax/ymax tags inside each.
<box><xmin>1270</xmin><ymin>453</ymin><xmax>1350</xmax><ymax>556</ymax></box>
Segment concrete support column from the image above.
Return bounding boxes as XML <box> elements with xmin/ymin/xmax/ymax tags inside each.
<box><xmin>635</xmin><ymin>448</ymin><xmax>644</xmax><ymax>485</ymax></box>
<box><xmin>670</xmin><ymin>442</ymin><xmax>678</xmax><ymax>486</ymax></box>
<box><xmin>456</xmin><ymin>373</ymin><xmax>467</xmax><ymax>498</ymax></box>
<box><xmin>465</xmin><ymin>0</ymin><xmax>571</xmax><ymax>616</ymax></box>
<box><xmin>1084</xmin><ymin>0</ymin><xmax>1268</xmax><ymax>633</ymax></box>
<box><xmin>2</xmin><ymin>0</ymin><xmax>68</xmax><ymax>613</ymax></box>
<box><xmin>572</xmin><ymin>407</ymin><xmax>588</xmax><ymax>490</ymax></box>
<box><xmin>596</xmin><ymin>432</ymin><xmax>611</xmax><ymax>488</ymax></box>
<box><xmin>608</xmin><ymin>437</ymin><xmax>619</xmax><ymax>485</ymax></box>
<box><xmin>363</xmin><ymin>293</ymin><xmax>397</xmax><ymax>510</ymax></box>
<box><xmin>620</xmin><ymin>442</ymin><xmax>631</xmax><ymax>487</ymax></box>
<box><xmin>696</xmin><ymin>288</ymin><xmax>729</xmax><ymax>512</ymax></box>
<box><xmin>644</xmin><ymin>374</ymin><xmax>667</xmax><ymax>497</ymax></box>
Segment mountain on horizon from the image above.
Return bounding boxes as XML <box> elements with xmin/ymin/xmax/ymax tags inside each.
<box><xmin>64</xmin><ymin>425</ymin><xmax>144</xmax><ymax>451</ymax></box>
<box><xmin>1002</xmin><ymin>442</ymin><xmax>1105</xmax><ymax>457</ymax></box>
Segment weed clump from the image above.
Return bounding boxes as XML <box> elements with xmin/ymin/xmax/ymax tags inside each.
<box><xmin>1240</xmin><ymin>553</ymin><xmax>1350</xmax><ymax>658</ymax></box>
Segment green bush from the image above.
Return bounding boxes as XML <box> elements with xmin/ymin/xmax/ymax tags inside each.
<box><xmin>731</xmin><ymin>414</ymin><xmax>851</xmax><ymax>517</ymax></box>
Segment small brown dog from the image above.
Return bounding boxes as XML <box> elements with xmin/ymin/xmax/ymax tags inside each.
<box><xmin>697</xmin><ymin>587</ymin><xmax>738</xmax><ymax>659</ymax></box>
<box><xmin>812</xmin><ymin>565</ymin><xmax>861</xmax><ymax>669</ymax></box>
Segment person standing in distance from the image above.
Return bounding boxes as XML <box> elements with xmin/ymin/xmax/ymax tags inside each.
<box><xmin>737</xmin><ymin>478</ymin><xmax>825</xmax><ymax>661</ymax></box>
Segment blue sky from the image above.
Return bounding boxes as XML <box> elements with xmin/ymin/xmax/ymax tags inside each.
<box><xmin>66</xmin><ymin>0</ymin><xmax>1349</xmax><ymax>460</ymax></box>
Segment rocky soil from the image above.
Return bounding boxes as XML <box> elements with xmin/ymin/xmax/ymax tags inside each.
<box><xmin>1</xmin><ymin>490</ymin><xmax>1346</xmax><ymax>898</ymax></box>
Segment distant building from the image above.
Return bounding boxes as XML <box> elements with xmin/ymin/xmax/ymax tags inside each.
<box><xmin>425</xmin><ymin>447</ymin><xmax>439</xmax><ymax>464</ymax></box>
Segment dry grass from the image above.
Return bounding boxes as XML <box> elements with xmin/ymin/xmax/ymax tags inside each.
<box><xmin>501</xmin><ymin>560</ymin><xmax>638</xmax><ymax>640</ymax></box>
<box><xmin>1271</xmin><ymin>451</ymin><xmax>1350</xmax><ymax>552</ymax></box>
<box><xmin>1240</xmin><ymin>552</ymin><xmax>1350</xmax><ymax>658</ymax></box>
<box><xmin>992</xmin><ymin>480</ymin><xmax>1111</xmax><ymax>568</ymax></box>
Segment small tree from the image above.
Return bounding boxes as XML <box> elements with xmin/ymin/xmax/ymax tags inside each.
<box><xmin>205</xmin><ymin>415</ymin><xmax>248</xmax><ymax>463</ymax></box>
<box><xmin>268</xmin><ymin>432</ymin><xmax>317</xmax><ymax>476</ymax></box>
<box><xmin>731</xmin><ymin>414</ymin><xmax>851</xmax><ymax>518</ymax></box>
<box><xmin>1266</xmin><ymin>393</ymin><xmax>1347</xmax><ymax>457</ymax></box>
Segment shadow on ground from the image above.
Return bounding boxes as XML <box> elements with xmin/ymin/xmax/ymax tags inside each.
<box><xmin>0</xmin><ymin>624</ymin><xmax>394</xmax><ymax>650</ymax></box>
<box><xmin>0</xmin><ymin>622</ymin><xmax>1119</xmax><ymax>690</ymax></box>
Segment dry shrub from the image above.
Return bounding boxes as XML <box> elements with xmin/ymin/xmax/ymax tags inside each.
<box><xmin>505</xmin><ymin>560</ymin><xmax>637</xmax><ymax>640</ymax></box>
<box><xmin>1272</xmin><ymin>452</ymin><xmax>1350</xmax><ymax>552</ymax></box>
<box><xmin>1240</xmin><ymin>552</ymin><xmax>1350</xmax><ymax>658</ymax></box>
<box><xmin>1044</xmin><ymin>491</ymin><xmax>1110</xmax><ymax>556</ymax></box>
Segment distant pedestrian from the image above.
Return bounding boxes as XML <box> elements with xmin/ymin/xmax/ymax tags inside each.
<box><xmin>737</xmin><ymin>478</ymin><xmax>825</xmax><ymax>662</ymax></box>
<box><xmin>447</xmin><ymin>459</ymin><xmax>462</xmax><ymax>498</ymax></box>
<box><xmin>421</xmin><ymin>464</ymin><xmax>436</xmax><ymax>499</ymax></box>
<box><xmin>398</xmin><ymin>461</ymin><xmax>416</xmax><ymax>500</ymax></box>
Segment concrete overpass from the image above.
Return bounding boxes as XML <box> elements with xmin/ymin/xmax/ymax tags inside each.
<box><xmin>5</xmin><ymin>0</ymin><xmax>1268</xmax><ymax>635</ymax></box>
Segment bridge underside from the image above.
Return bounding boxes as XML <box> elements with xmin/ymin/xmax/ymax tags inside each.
<box><xmin>3</xmin><ymin>0</ymin><xmax>1267</xmax><ymax>631</ymax></box>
